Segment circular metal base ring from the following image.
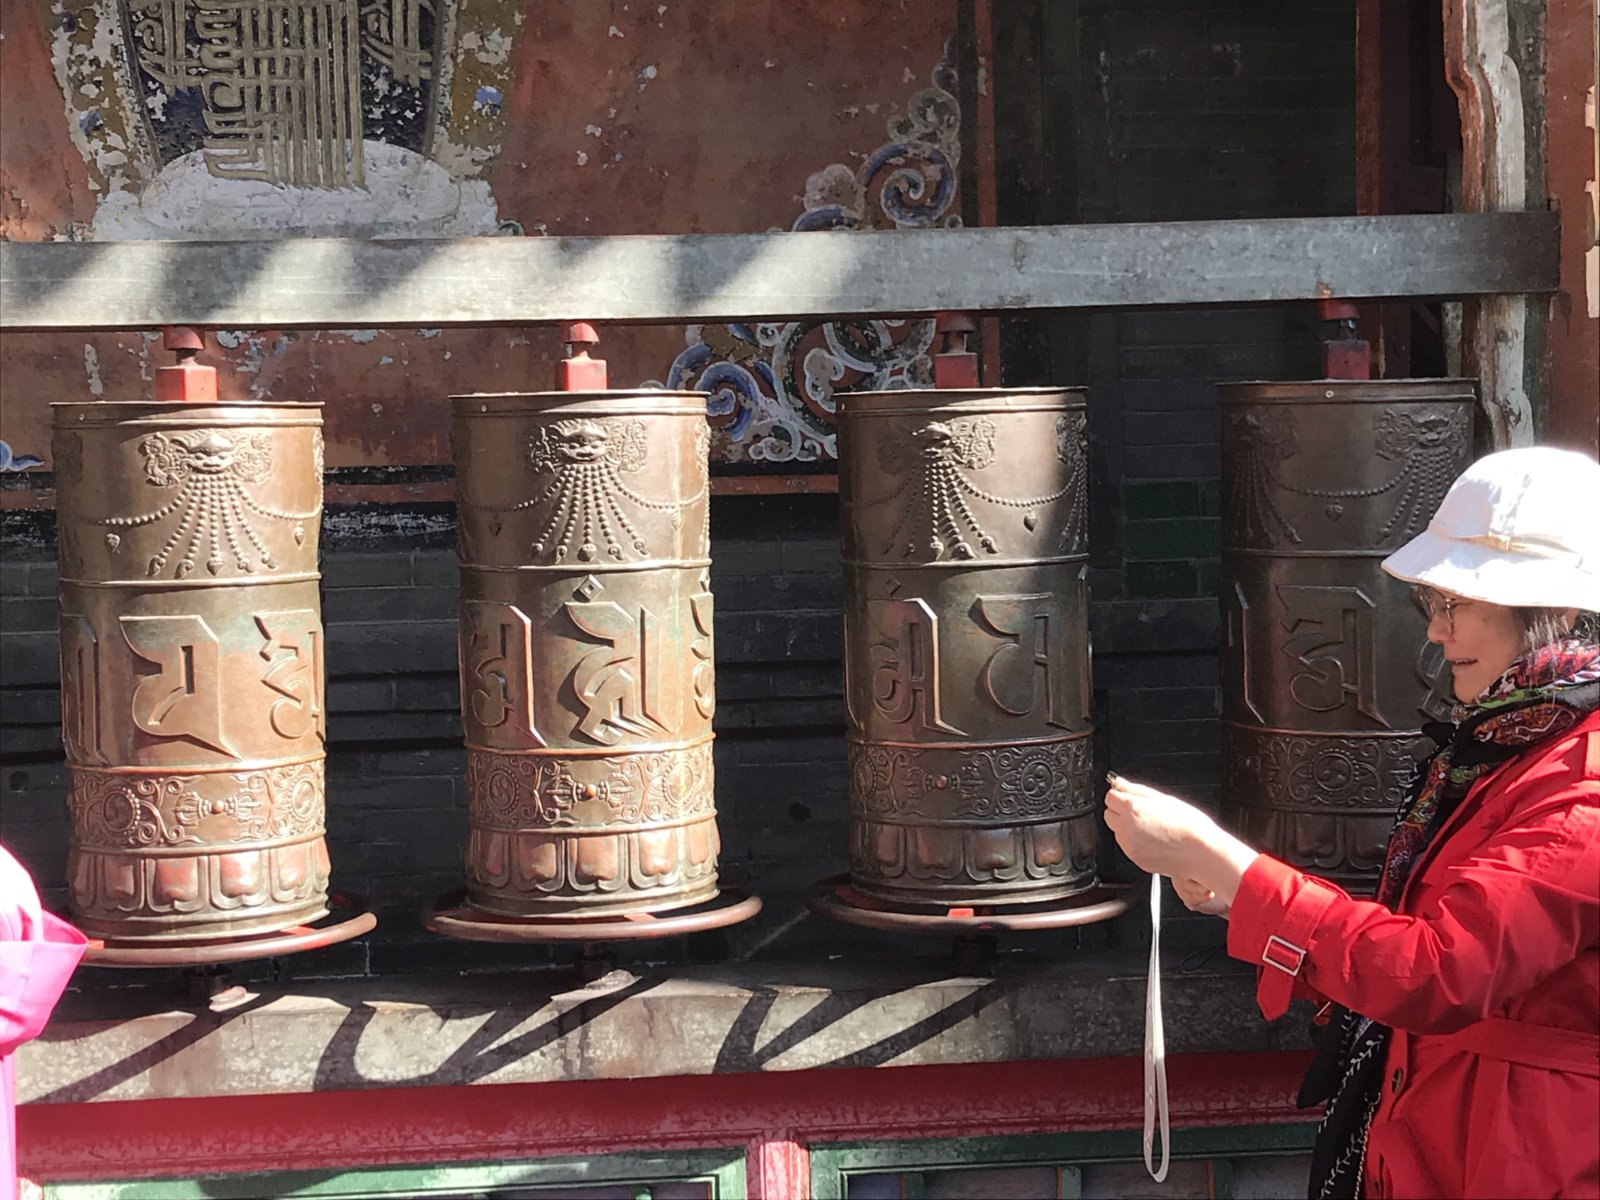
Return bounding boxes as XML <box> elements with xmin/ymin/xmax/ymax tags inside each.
<box><xmin>424</xmin><ymin>886</ymin><xmax>763</xmax><ymax>944</ymax></box>
<box><xmin>803</xmin><ymin>874</ymin><xmax>1131</xmax><ymax>935</ymax></box>
<box><xmin>81</xmin><ymin>893</ymin><xmax>377</xmax><ymax>968</ymax></box>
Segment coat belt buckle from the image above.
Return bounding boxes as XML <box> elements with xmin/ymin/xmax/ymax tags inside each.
<box><xmin>1262</xmin><ymin>934</ymin><xmax>1307</xmax><ymax>976</ymax></box>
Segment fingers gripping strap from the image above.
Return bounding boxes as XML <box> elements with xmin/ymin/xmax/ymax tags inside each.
<box><xmin>1144</xmin><ymin>873</ymin><xmax>1170</xmax><ymax>1184</ymax></box>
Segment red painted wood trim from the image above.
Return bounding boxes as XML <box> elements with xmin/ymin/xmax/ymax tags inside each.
<box><xmin>709</xmin><ymin>474</ymin><xmax>838</xmax><ymax>497</ymax></box>
<box><xmin>19</xmin><ymin>1052</ymin><xmax>1312</xmax><ymax>1183</ymax></box>
<box><xmin>749</xmin><ymin>1136</ymin><xmax>809</xmax><ymax>1200</ymax></box>
<box><xmin>0</xmin><ymin>489</ymin><xmax>54</xmax><ymax>511</ymax></box>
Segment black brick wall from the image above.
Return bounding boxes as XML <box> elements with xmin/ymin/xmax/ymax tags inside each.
<box><xmin>992</xmin><ymin>0</ymin><xmax>1356</xmax><ymax>942</ymax></box>
<box><xmin>0</xmin><ymin>495</ymin><xmax>1234</xmax><ymax>974</ymax></box>
<box><xmin>0</xmin><ymin>0</ymin><xmax>1355</xmax><ymax>976</ymax></box>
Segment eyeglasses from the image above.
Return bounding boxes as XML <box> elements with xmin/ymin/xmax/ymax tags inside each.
<box><xmin>1411</xmin><ymin>586</ymin><xmax>1463</xmax><ymax>631</ymax></box>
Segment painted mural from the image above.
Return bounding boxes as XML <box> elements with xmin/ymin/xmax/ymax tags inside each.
<box><xmin>49</xmin><ymin>0</ymin><xmax>517</xmax><ymax>238</ymax></box>
<box><xmin>0</xmin><ymin>1</ymin><xmax>969</xmax><ymax>483</ymax></box>
<box><xmin>648</xmin><ymin>51</ymin><xmax>962</xmax><ymax>465</ymax></box>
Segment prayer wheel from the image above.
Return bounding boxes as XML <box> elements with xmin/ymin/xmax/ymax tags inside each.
<box><xmin>1219</xmin><ymin>379</ymin><xmax>1476</xmax><ymax>886</ymax></box>
<box><xmin>452</xmin><ymin>389</ymin><xmax>719</xmax><ymax>917</ymax></box>
<box><xmin>53</xmin><ymin>400</ymin><xmax>330</xmax><ymax>942</ymax></box>
<box><xmin>839</xmin><ymin>387</ymin><xmax>1097</xmax><ymax>906</ymax></box>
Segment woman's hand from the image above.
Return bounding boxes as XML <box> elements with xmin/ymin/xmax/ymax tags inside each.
<box><xmin>1172</xmin><ymin>876</ymin><xmax>1230</xmax><ymax>917</ymax></box>
<box><xmin>1104</xmin><ymin>774</ymin><xmax>1260</xmax><ymax>906</ymax></box>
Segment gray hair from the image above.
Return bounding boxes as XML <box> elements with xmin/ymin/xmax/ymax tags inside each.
<box><xmin>1513</xmin><ymin>607</ymin><xmax>1600</xmax><ymax>652</ymax></box>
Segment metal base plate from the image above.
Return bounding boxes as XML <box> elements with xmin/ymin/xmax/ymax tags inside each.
<box><xmin>424</xmin><ymin>886</ymin><xmax>763</xmax><ymax>944</ymax></box>
<box><xmin>804</xmin><ymin>874</ymin><xmax>1130</xmax><ymax>935</ymax></box>
<box><xmin>81</xmin><ymin>893</ymin><xmax>377</xmax><ymax>968</ymax></box>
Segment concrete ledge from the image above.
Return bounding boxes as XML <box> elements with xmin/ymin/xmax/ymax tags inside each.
<box><xmin>20</xmin><ymin>953</ymin><xmax>1309</xmax><ymax>1106</ymax></box>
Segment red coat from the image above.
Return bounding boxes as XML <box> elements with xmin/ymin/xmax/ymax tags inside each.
<box><xmin>1228</xmin><ymin>709</ymin><xmax>1600</xmax><ymax>1199</ymax></box>
<box><xmin>1</xmin><ymin>847</ymin><xmax>86</xmax><ymax>1200</ymax></box>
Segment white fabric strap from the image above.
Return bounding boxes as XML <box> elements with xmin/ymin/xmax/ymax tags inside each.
<box><xmin>1144</xmin><ymin>872</ymin><xmax>1171</xmax><ymax>1184</ymax></box>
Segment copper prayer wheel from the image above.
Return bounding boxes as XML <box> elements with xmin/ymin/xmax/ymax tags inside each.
<box><xmin>1219</xmin><ymin>379</ymin><xmax>1476</xmax><ymax>887</ymax></box>
<box><xmin>52</xmin><ymin>401</ymin><xmax>330</xmax><ymax>942</ymax></box>
<box><xmin>452</xmin><ymin>391</ymin><xmax>718</xmax><ymax>917</ymax></box>
<box><xmin>839</xmin><ymin>388</ymin><xmax>1097</xmax><ymax>907</ymax></box>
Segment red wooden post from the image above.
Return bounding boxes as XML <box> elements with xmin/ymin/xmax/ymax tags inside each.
<box><xmin>748</xmin><ymin>1135</ymin><xmax>809</xmax><ymax>1200</ymax></box>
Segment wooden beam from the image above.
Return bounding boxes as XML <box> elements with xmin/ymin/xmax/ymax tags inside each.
<box><xmin>0</xmin><ymin>213</ymin><xmax>1558</xmax><ymax>332</ymax></box>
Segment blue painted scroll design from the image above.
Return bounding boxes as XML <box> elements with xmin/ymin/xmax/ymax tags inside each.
<box><xmin>0</xmin><ymin>440</ymin><xmax>45</xmax><ymax>472</ymax></box>
<box><xmin>648</xmin><ymin>49</ymin><xmax>962</xmax><ymax>465</ymax></box>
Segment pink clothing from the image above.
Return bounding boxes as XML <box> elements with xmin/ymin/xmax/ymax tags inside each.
<box><xmin>0</xmin><ymin>847</ymin><xmax>86</xmax><ymax>1200</ymax></box>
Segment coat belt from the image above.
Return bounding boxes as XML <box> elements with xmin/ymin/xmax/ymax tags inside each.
<box><xmin>1442</xmin><ymin>1016</ymin><xmax>1600</xmax><ymax>1078</ymax></box>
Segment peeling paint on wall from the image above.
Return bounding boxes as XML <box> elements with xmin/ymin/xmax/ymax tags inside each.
<box><xmin>7</xmin><ymin>1</ymin><xmax>962</xmax><ymax>478</ymax></box>
<box><xmin>430</xmin><ymin>2</ymin><xmax>523</xmax><ymax>180</ymax></box>
<box><xmin>82</xmin><ymin>343</ymin><xmax>104</xmax><ymax>397</ymax></box>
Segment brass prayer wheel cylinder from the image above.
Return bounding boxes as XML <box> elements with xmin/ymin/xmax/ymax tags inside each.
<box><xmin>1219</xmin><ymin>379</ymin><xmax>1476</xmax><ymax>886</ymax></box>
<box><xmin>452</xmin><ymin>392</ymin><xmax>718</xmax><ymax>917</ymax></box>
<box><xmin>839</xmin><ymin>388</ymin><xmax>1097</xmax><ymax>907</ymax></box>
<box><xmin>52</xmin><ymin>402</ymin><xmax>330</xmax><ymax>942</ymax></box>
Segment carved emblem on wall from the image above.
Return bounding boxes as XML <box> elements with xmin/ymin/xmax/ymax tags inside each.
<box><xmin>97</xmin><ymin>430</ymin><xmax>321</xmax><ymax>577</ymax></box>
<box><xmin>876</xmin><ymin>415</ymin><xmax>1086</xmax><ymax>561</ymax></box>
<box><xmin>647</xmin><ymin>50</ymin><xmax>963</xmax><ymax>464</ymax></box>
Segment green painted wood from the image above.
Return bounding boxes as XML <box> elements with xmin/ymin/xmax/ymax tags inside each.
<box><xmin>1211</xmin><ymin>1157</ymin><xmax>1238</xmax><ymax>1200</ymax></box>
<box><xmin>42</xmin><ymin>1150</ymin><xmax>745</xmax><ymax>1200</ymax></box>
<box><xmin>809</xmin><ymin>1124</ymin><xmax>1317</xmax><ymax>1197</ymax></box>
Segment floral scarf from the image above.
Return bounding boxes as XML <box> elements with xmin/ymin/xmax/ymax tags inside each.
<box><xmin>1302</xmin><ymin>639</ymin><xmax>1600</xmax><ymax>1200</ymax></box>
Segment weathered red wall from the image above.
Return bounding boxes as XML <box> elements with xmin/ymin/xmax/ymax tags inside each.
<box><xmin>0</xmin><ymin>1</ymin><xmax>961</xmax><ymax>476</ymax></box>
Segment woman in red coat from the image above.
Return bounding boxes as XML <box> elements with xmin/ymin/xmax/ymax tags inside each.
<box><xmin>1106</xmin><ymin>445</ymin><xmax>1600</xmax><ymax>1199</ymax></box>
<box><xmin>1</xmin><ymin>846</ymin><xmax>85</xmax><ymax>1200</ymax></box>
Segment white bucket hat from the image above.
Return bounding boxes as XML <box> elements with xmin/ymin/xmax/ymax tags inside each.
<box><xmin>1380</xmin><ymin>446</ymin><xmax>1600</xmax><ymax>611</ymax></box>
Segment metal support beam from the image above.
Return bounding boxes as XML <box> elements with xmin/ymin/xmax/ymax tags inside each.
<box><xmin>0</xmin><ymin>213</ymin><xmax>1557</xmax><ymax>333</ymax></box>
